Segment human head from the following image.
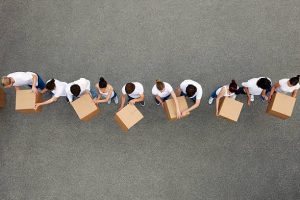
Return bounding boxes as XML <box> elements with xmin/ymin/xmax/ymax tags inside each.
<box><xmin>186</xmin><ymin>84</ymin><xmax>197</xmax><ymax>97</ymax></box>
<box><xmin>257</xmin><ymin>78</ymin><xmax>271</xmax><ymax>90</ymax></box>
<box><xmin>156</xmin><ymin>80</ymin><xmax>165</xmax><ymax>91</ymax></box>
<box><xmin>229</xmin><ymin>80</ymin><xmax>238</xmax><ymax>93</ymax></box>
<box><xmin>70</xmin><ymin>84</ymin><xmax>81</xmax><ymax>97</ymax></box>
<box><xmin>99</xmin><ymin>77</ymin><xmax>107</xmax><ymax>88</ymax></box>
<box><xmin>45</xmin><ymin>79</ymin><xmax>55</xmax><ymax>91</ymax></box>
<box><xmin>289</xmin><ymin>75</ymin><xmax>300</xmax><ymax>86</ymax></box>
<box><xmin>125</xmin><ymin>83</ymin><xmax>135</xmax><ymax>94</ymax></box>
<box><xmin>1</xmin><ymin>76</ymin><xmax>12</xmax><ymax>88</ymax></box>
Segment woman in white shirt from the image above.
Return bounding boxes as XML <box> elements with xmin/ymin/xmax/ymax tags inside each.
<box><xmin>208</xmin><ymin>80</ymin><xmax>238</xmax><ymax>116</ymax></box>
<box><xmin>35</xmin><ymin>79</ymin><xmax>68</xmax><ymax>109</ymax></box>
<box><xmin>119</xmin><ymin>82</ymin><xmax>144</xmax><ymax>111</ymax></box>
<box><xmin>1</xmin><ymin>71</ymin><xmax>45</xmax><ymax>94</ymax></box>
<box><xmin>65</xmin><ymin>78</ymin><xmax>91</xmax><ymax>102</ymax></box>
<box><xmin>93</xmin><ymin>77</ymin><xmax>118</xmax><ymax>105</ymax></box>
<box><xmin>152</xmin><ymin>80</ymin><xmax>181</xmax><ymax>119</ymax></box>
<box><xmin>269</xmin><ymin>75</ymin><xmax>300</xmax><ymax>100</ymax></box>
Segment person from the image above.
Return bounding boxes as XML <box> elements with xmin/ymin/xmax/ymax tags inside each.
<box><xmin>34</xmin><ymin>79</ymin><xmax>68</xmax><ymax>109</ymax></box>
<box><xmin>119</xmin><ymin>82</ymin><xmax>144</xmax><ymax>111</ymax></box>
<box><xmin>235</xmin><ymin>77</ymin><xmax>272</xmax><ymax>106</ymax></box>
<box><xmin>152</xmin><ymin>80</ymin><xmax>181</xmax><ymax>119</ymax></box>
<box><xmin>1</xmin><ymin>71</ymin><xmax>45</xmax><ymax>94</ymax></box>
<box><xmin>65</xmin><ymin>78</ymin><xmax>91</xmax><ymax>102</ymax></box>
<box><xmin>269</xmin><ymin>75</ymin><xmax>300</xmax><ymax>100</ymax></box>
<box><xmin>208</xmin><ymin>80</ymin><xmax>238</xmax><ymax>116</ymax></box>
<box><xmin>176</xmin><ymin>79</ymin><xmax>203</xmax><ymax>116</ymax></box>
<box><xmin>93</xmin><ymin>77</ymin><xmax>118</xmax><ymax>105</ymax></box>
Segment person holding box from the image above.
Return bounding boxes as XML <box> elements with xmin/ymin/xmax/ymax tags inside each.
<box><xmin>119</xmin><ymin>82</ymin><xmax>145</xmax><ymax>111</ymax></box>
<box><xmin>65</xmin><ymin>78</ymin><xmax>92</xmax><ymax>103</ymax></box>
<box><xmin>208</xmin><ymin>80</ymin><xmax>238</xmax><ymax>116</ymax></box>
<box><xmin>269</xmin><ymin>75</ymin><xmax>300</xmax><ymax>100</ymax></box>
<box><xmin>152</xmin><ymin>80</ymin><xmax>181</xmax><ymax>119</ymax></box>
<box><xmin>34</xmin><ymin>79</ymin><xmax>68</xmax><ymax>110</ymax></box>
<box><xmin>1</xmin><ymin>71</ymin><xmax>45</xmax><ymax>94</ymax></box>
<box><xmin>93</xmin><ymin>77</ymin><xmax>118</xmax><ymax>105</ymax></box>
<box><xmin>176</xmin><ymin>79</ymin><xmax>203</xmax><ymax>116</ymax></box>
<box><xmin>235</xmin><ymin>77</ymin><xmax>272</xmax><ymax>106</ymax></box>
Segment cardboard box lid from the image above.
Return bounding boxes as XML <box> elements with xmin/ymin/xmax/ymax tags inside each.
<box><xmin>219</xmin><ymin>97</ymin><xmax>243</xmax><ymax>122</ymax></box>
<box><xmin>116</xmin><ymin>104</ymin><xmax>144</xmax><ymax>129</ymax></box>
<box><xmin>15</xmin><ymin>90</ymin><xmax>38</xmax><ymax>110</ymax></box>
<box><xmin>164</xmin><ymin>96</ymin><xmax>189</xmax><ymax>119</ymax></box>
<box><xmin>71</xmin><ymin>93</ymin><xmax>99</xmax><ymax>120</ymax></box>
<box><xmin>270</xmin><ymin>93</ymin><xmax>296</xmax><ymax>116</ymax></box>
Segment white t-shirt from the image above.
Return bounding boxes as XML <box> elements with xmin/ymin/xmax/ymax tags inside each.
<box><xmin>122</xmin><ymin>82</ymin><xmax>144</xmax><ymax>98</ymax></box>
<box><xmin>276</xmin><ymin>79</ymin><xmax>300</xmax><ymax>94</ymax></box>
<box><xmin>152</xmin><ymin>82</ymin><xmax>173</xmax><ymax>98</ymax></box>
<box><xmin>47</xmin><ymin>79</ymin><xmax>68</xmax><ymax>98</ymax></box>
<box><xmin>216</xmin><ymin>85</ymin><xmax>235</xmax><ymax>97</ymax></box>
<box><xmin>66</xmin><ymin>78</ymin><xmax>91</xmax><ymax>102</ymax></box>
<box><xmin>242</xmin><ymin>77</ymin><xmax>271</xmax><ymax>95</ymax></box>
<box><xmin>7</xmin><ymin>72</ymin><xmax>37</xmax><ymax>87</ymax></box>
<box><xmin>180</xmin><ymin>80</ymin><xmax>203</xmax><ymax>100</ymax></box>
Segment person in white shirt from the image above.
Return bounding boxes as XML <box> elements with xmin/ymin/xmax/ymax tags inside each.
<box><xmin>208</xmin><ymin>80</ymin><xmax>238</xmax><ymax>116</ymax></box>
<box><xmin>1</xmin><ymin>71</ymin><xmax>45</xmax><ymax>94</ymax></box>
<box><xmin>236</xmin><ymin>77</ymin><xmax>272</xmax><ymax>106</ymax></box>
<box><xmin>119</xmin><ymin>82</ymin><xmax>145</xmax><ymax>111</ymax></box>
<box><xmin>269</xmin><ymin>75</ymin><xmax>300</xmax><ymax>100</ymax></box>
<box><xmin>93</xmin><ymin>77</ymin><xmax>118</xmax><ymax>105</ymax></box>
<box><xmin>152</xmin><ymin>80</ymin><xmax>181</xmax><ymax>119</ymax></box>
<box><xmin>176</xmin><ymin>79</ymin><xmax>203</xmax><ymax>116</ymax></box>
<box><xmin>65</xmin><ymin>78</ymin><xmax>91</xmax><ymax>102</ymax></box>
<box><xmin>34</xmin><ymin>79</ymin><xmax>68</xmax><ymax>109</ymax></box>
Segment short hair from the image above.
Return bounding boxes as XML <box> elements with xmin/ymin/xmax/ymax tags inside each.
<box><xmin>156</xmin><ymin>80</ymin><xmax>165</xmax><ymax>91</ymax></box>
<box><xmin>186</xmin><ymin>84</ymin><xmax>197</xmax><ymax>97</ymax></box>
<box><xmin>1</xmin><ymin>77</ymin><xmax>11</xmax><ymax>87</ymax></box>
<box><xmin>289</xmin><ymin>75</ymin><xmax>300</xmax><ymax>86</ymax></box>
<box><xmin>257</xmin><ymin>78</ymin><xmax>271</xmax><ymax>90</ymax></box>
<box><xmin>125</xmin><ymin>83</ymin><xmax>135</xmax><ymax>94</ymax></box>
<box><xmin>45</xmin><ymin>79</ymin><xmax>55</xmax><ymax>90</ymax></box>
<box><xmin>229</xmin><ymin>80</ymin><xmax>238</xmax><ymax>93</ymax></box>
<box><xmin>70</xmin><ymin>84</ymin><xmax>81</xmax><ymax>97</ymax></box>
<box><xmin>99</xmin><ymin>77</ymin><xmax>107</xmax><ymax>88</ymax></box>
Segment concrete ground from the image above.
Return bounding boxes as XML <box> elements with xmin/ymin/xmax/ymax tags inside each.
<box><xmin>1</xmin><ymin>0</ymin><xmax>300</xmax><ymax>199</ymax></box>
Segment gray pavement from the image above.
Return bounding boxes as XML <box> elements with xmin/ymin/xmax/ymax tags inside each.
<box><xmin>0</xmin><ymin>0</ymin><xmax>300</xmax><ymax>199</ymax></box>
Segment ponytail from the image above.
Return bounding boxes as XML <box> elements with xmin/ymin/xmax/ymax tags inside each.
<box><xmin>229</xmin><ymin>79</ymin><xmax>238</xmax><ymax>93</ymax></box>
<box><xmin>99</xmin><ymin>77</ymin><xmax>107</xmax><ymax>88</ymax></box>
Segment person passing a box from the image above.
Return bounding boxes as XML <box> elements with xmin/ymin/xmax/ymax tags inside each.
<box><xmin>235</xmin><ymin>77</ymin><xmax>272</xmax><ymax>106</ymax></box>
<box><xmin>93</xmin><ymin>77</ymin><xmax>119</xmax><ymax>105</ymax></box>
<box><xmin>208</xmin><ymin>80</ymin><xmax>238</xmax><ymax>116</ymax></box>
<box><xmin>1</xmin><ymin>71</ymin><xmax>45</xmax><ymax>94</ymax></box>
<box><xmin>176</xmin><ymin>79</ymin><xmax>203</xmax><ymax>116</ymax></box>
<box><xmin>65</xmin><ymin>78</ymin><xmax>93</xmax><ymax>103</ymax></box>
<box><xmin>152</xmin><ymin>80</ymin><xmax>181</xmax><ymax>119</ymax></box>
<box><xmin>119</xmin><ymin>82</ymin><xmax>145</xmax><ymax>111</ymax></box>
<box><xmin>269</xmin><ymin>75</ymin><xmax>300</xmax><ymax>101</ymax></box>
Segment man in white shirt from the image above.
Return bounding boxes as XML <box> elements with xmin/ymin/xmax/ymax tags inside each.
<box><xmin>269</xmin><ymin>75</ymin><xmax>300</xmax><ymax>100</ymax></box>
<box><xmin>65</xmin><ymin>78</ymin><xmax>91</xmax><ymax>102</ymax></box>
<box><xmin>119</xmin><ymin>82</ymin><xmax>145</xmax><ymax>111</ymax></box>
<box><xmin>177</xmin><ymin>79</ymin><xmax>203</xmax><ymax>116</ymax></box>
<box><xmin>1</xmin><ymin>71</ymin><xmax>45</xmax><ymax>94</ymax></box>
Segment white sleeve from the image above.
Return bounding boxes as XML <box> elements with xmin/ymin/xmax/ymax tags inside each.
<box><xmin>86</xmin><ymin>80</ymin><xmax>91</xmax><ymax>91</ymax></box>
<box><xmin>196</xmin><ymin>86</ymin><xmax>203</xmax><ymax>100</ymax></box>
<box><xmin>121</xmin><ymin>85</ymin><xmax>126</xmax><ymax>95</ymax></box>
<box><xmin>152</xmin><ymin>85</ymin><xmax>158</xmax><ymax>96</ymax></box>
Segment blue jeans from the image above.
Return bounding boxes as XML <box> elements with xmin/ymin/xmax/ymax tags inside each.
<box><xmin>210</xmin><ymin>86</ymin><xmax>222</xmax><ymax>98</ymax></box>
<box><xmin>154</xmin><ymin>94</ymin><xmax>171</xmax><ymax>104</ymax></box>
<box><xmin>180</xmin><ymin>91</ymin><xmax>196</xmax><ymax>103</ymax></box>
<box><xmin>28</xmin><ymin>74</ymin><xmax>45</xmax><ymax>90</ymax></box>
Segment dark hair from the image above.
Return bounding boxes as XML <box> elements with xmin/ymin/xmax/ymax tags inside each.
<box><xmin>257</xmin><ymin>77</ymin><xmax>271</xmax><ymax>90</ymax></box>
<box><xmin>99</xmin><ymin>77</ymin><xmax>107</xmax><ymax>88</ymax></box>
<box><xmin>45</xmin><ymin>79</ymin><xmax>55</xmax><ymax>90</ymax></box>
<box><xmin>70</xmin><ymin>84</ymin><xmax>81</xmax><ymax>97</ymax></box>
<box><xmin>289</xmin><ymin>75</ymin><xmax>300</xmax><ymax>86</ymax></box>
<box><xmin>125</xmin><ymin>83</ymin><xmax>135</xmax><ymax>94</ymax></box>
<box><xmin>186</xmin><ymin>85</ymin><xmax>197</xmax><ymax>97</ymax></box>
<box><xmin>229</xmin><ymin>80</ymin><xmax>238</xmax><ymax>93</ymax></box>
<box><xmin>156</xmin><ymin>80</ymin><xmax>165</xmax><ymax>91</ymax></box>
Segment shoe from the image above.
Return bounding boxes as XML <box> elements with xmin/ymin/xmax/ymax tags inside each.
<box><xmin>114</xmin><ymin>96</ymin><xmax>119</xmax><ymax>104</ymax></box>
<box><xmin>208</xmin><ymin>97</ymin><xmax>214</xmax><ymax>105</ymax></box>
<box><xmin>250</xmin><ymin>95</ymin><xmax>254</xmax><ymax>102</ymax></box>
<box><xmin>140</xmin><ymin>101</ymin><xmax>145</xmax><ymax>106</ymax></box>
<box><xmin>107</xmin><ymin>99</ymin><xmax>111</xmax><ymax>104</ymax></box>
<box><xmin>155</xmin><ymin>101</ymin><xmax>160</xmax><ymax>106</ymax></box>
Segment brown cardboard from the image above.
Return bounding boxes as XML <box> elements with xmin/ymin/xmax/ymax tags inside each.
<box><xmin>0</xmin><ymin>87</ymin><xmax>6</xmax><ymax>108</ymax></box>
<box><xmin>266</xmin><ymin>92</ymin><xmax>296</xmax><ymax>119</ymax></box>
<box><xmin>15</xmin><ymin>90</ymin><xmax>42</xmax><ymax>113</ymax></box>
<box><xmin>71</xmin><ymin>93</ymin><xmax>100</xmax><ymax>121</ymax></box>
<box><xmin>218</xmin><ymin>97</ymin><xmax>243</xmax><ymax>122</ymax></box>
<box><xmin>163</xmin><ymin>96</ymin><xmax>190</xmax><ymax>120</ymax></box>
<box><xmin>115</xmin><ymin>104</ymin><xmax>144</xmax><ymax>132</ymax></box>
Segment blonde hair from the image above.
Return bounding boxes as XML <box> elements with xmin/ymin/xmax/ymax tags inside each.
<box><xmin>1</xmin><ymin>76</ymin><xmax>11</xmax><ymax>86</ymax></box>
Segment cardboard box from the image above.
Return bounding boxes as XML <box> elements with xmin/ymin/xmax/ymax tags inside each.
<box><xmin>163</xmin><ymin>96</ymin><xmax>190</xmax><ymax>120</ymax></box>
<box><xmin>71</xmin><ymin>93</ymin><xmax>100</xmax><ymax>121</ymax></box>
<box><xmin>266</xmin><ymin>92</ymin><xmax>296</xmax><ymax>119</ymax></box>
<box><xmin>15</xmin><ymin>90</ymin><xmax>42</xmax><ymax>113</ymax></box>
<box><xmin>218</xmin><ymin>97</ymin><xmax>243</xmax><ymax>122</ymax></box>
<box><xmin>0</xmin><ymin>87</ymin><xmax>5</xmax><ymax>107</ymax></box>
<box><xmin>115</xmin><ymin>104</ymin><xmax>144</xmax><ymax>132</ymax></box>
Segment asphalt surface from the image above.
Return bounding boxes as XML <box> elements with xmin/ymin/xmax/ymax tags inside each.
<box><xmin>1</xmin><ymin>0</ymin><xmax>300</xmax><ymax>200</ymax></box>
